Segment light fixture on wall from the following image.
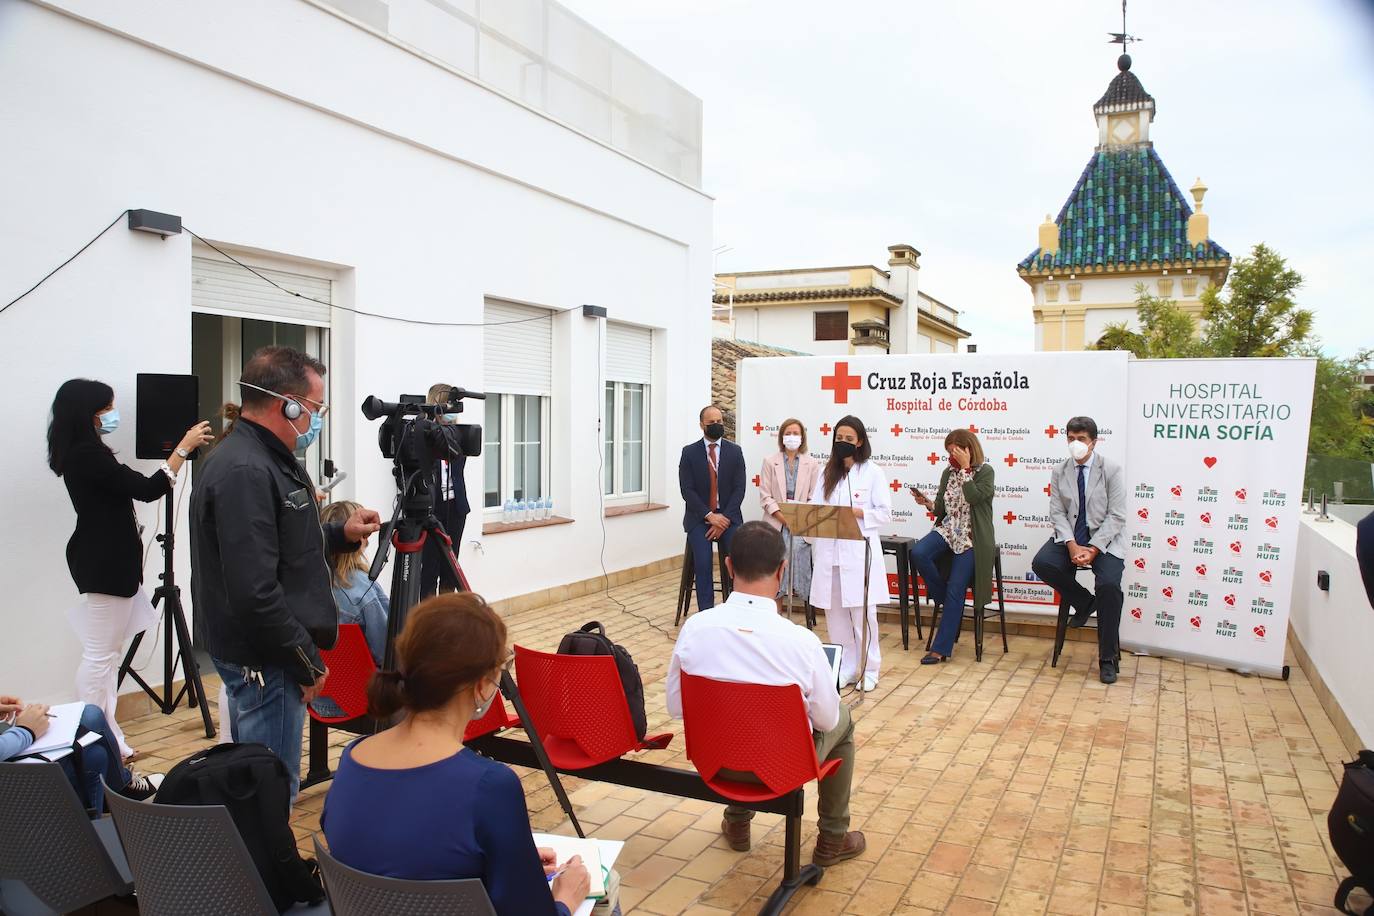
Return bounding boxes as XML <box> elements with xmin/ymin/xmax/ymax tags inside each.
<box><xmin>582</xmin><ymin>304</ymin><xmax>607</xmax><ymax>319</ymax></box>
<box><xmin>127</xmin><ymin>209</ymin><xmax>182</xmax><ymax>239</ymax></box>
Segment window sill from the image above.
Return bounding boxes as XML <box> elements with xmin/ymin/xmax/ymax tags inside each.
<box><xmin>482</xmin><ymin>516</ymin><xmax>573</xmax><ymax>536</ymax></box>
<box><xmin>604</xmin><ymin>502</ymin><xmax>669</xmax><ymax>519</ymax></box>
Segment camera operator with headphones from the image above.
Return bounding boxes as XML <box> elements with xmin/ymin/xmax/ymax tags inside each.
<box><xmin>190</xmin><ymin>346</ymin><xmax>380</xmax><ymax>798</ymax></box>
<box><xmin>420</xmin><ymin>383</ymin><xmax>472</xmax><ymax>596</ymax></box>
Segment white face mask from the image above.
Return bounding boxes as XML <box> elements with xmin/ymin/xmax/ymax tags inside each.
<box><xmin>782</xmin><ymin>434</ymin><xmax>802</xmax><ymax>451</ymax></box>
<box><xmin>1068</xmin><ymin>439</ymin><xmax>1091</xmax><ymax>461</ymax></box>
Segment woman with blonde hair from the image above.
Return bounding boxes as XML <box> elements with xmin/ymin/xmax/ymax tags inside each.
<box><xmin>319</xmin><ymin>500</ymin><xmax>390</xmax><ymax>665</ymax></box>
<box><xmin>758</xmin><ymin>418</ymin><xmax>820</xmax><ymax>618</ymax></box>
<box><xmin>909</xmin><ymin>428</ymin><xmax>996</xmax><ymax>664</ymax></box>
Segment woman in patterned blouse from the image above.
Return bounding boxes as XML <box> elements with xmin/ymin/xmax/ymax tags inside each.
<box><xmin>909</xmin><ymin>429</ymin><xmax>996</xmax><ymax>664</ymax></box>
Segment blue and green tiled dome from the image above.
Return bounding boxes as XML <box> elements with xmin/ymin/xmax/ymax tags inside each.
<box><xmin>1019</xmin><ymin>146</ymin><xmax>1229</xmax><ymax>273</ymax></box>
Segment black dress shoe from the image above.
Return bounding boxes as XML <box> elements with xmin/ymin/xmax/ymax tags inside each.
<box><xmin>1068</xmin><ymin>599</ymin><xmax>1096</xmax><ymax>629</ymax></box>
<box><xmin>1099</xmin><ymin>659</ymin><xmax>1118</xmax><ymax>684</ymax></box>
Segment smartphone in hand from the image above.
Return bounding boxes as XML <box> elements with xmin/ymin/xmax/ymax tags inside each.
<box><xmin>907</xmin><ymin>485</ymin><xmax>928</xmax><ymax>504</ymax></box>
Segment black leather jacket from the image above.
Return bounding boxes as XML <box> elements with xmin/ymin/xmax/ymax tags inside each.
<box><xmin>190</xmin><ymin>419</ymin><xmax>354</xmax><ymax>684</ymax></box>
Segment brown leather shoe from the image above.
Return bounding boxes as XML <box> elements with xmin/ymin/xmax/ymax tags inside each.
<box><xmin>721</xmin><ymin>818</ymin><xmax>751</xmax><ymax>852</ymax></box>
<box><xmin>812</xmin><ymin>830</ymin><xmax>865</xmax><ymax>866</ymax></box>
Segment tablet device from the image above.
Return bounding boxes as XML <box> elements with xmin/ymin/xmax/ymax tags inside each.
<box><xmin>820</xmin><ymin>643</ymin><xmax>843</xmax><ymax>690</ymax></box>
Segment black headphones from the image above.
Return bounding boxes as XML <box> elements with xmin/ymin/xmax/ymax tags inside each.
<box><xmin>238</xmin><ymin>381</ymin><xmax>303</xmax><ymax>420</ymax></box>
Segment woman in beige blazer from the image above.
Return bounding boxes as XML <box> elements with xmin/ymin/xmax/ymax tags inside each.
<box><xmin>759</xmin><ymin>419</ymin><xmax>821</xmax><ymax>617</ymax></box>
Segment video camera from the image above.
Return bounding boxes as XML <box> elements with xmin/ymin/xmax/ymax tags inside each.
<box><xmin>362</xmin><ymin>392</ymin><xmax>483</xmax><ymax>507</ymax></box>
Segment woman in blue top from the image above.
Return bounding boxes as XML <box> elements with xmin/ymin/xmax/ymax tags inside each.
<box><xmin>319</xmin><ymin>500</ymin><xmax>390</xmax><ymax>665</ymax></box>
<box><xmin>321</xmin><ymin>592</ymin><xmax>590</xmax><ymax>916</ymax></box>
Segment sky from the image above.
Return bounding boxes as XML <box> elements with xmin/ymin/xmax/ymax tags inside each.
<box><xmin>563</xmin><ymin>0</ymin><xmax>1374</xmax><ymax>357</ymax></box>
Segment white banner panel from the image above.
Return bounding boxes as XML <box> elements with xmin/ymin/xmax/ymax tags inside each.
<box><xmin>1120</xmin><ymin>359</ymin><xmax>1315</xmax><ymax>677</ymax></box>
<box><xmin>736</xmin><ymin>352</ymin><xmax>1130</xmax><ymax>609</ymax></box>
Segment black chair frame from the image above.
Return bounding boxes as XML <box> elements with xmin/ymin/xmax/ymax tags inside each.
<box><xmin>922</xmin><ymin>547</ymin><xmax>1009</xmax><ymax>662</ymax></box>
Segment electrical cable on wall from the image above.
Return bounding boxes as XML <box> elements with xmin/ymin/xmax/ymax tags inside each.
<box><xmin>0</xmin><ymin>210</ymin><xmax>129</xmax><ymax>315</ymax></box>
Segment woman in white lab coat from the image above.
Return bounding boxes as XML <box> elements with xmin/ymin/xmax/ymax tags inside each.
<box><xmin>809</xmin><ymin>416</ymin><xmax>891</xmax><ymax>691</ymax></box>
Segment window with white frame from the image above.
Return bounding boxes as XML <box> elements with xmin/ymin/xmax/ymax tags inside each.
<box><xmin>483</xmin><ymin>300</ymin><xmax>553</xmax><ymax>512</ymax></box>
<box><xmin>604</xmin><ymin>322</ymin><xmax>652</xmax><ymax>502</ymax></box>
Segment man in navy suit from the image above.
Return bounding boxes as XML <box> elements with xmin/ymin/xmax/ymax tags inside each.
<box><xmin>680</xmin><ymin>405</ymin><xmax>746</xmax><ymax>611</ymax></box>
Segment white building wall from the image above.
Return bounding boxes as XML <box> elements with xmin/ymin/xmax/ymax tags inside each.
<box><xmin>731</xmin><ymin>306</ymin><xmax>848</xmax><ymax>356</ymax></box>
<box><xmin>0</xmin><ymin>0</ymin><xmax>711</xmax><ymax>702</ymax></box>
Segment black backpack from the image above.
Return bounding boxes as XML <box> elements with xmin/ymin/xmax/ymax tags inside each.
<box><xmin>557</xmin><ymin>621</ymin><xmax>648</xmax><ymax>741</ymax></box>
<box><xmin>1330</xmin><ymin>750</ymin><xmax>1374</xmax><ymax>915</ymax></box>
<box><xmin>155</xmin><ymin>743</ymin><xmax>325</xmax><ymax>913</ymax></box>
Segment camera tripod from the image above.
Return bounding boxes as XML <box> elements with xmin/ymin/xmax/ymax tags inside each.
<box><xmin>117</xmin><ymin>493</ymin><xmax>216</xmax><ymax>738</ymax></box>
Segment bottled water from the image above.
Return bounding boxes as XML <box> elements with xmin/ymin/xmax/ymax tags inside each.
<box><xmin>541</xmin><ymin>497</ymin><xmax>552</xmax><ymax>520</ymax></box>
<box><xmin>502</xmin><ymin>498</ymin><xmax>513</xmax><ymax>524</ymax></box>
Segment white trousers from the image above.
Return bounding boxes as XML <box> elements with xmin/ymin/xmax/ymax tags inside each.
<box><xmin>67</xmin><ymin>590</ymin><xmax>156</xmax><ymax>759</ymax></box>
<box><xmin>823</xmin><ymin>568</ymin><xmax>881</xmax><ymax>683</ymax></box>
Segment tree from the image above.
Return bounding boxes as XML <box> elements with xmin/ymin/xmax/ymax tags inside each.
<box><xmin>1303</xmin><ymin>344</ymin><xmax>1374</xmax><ymax>461</ymax></box>
<box><xmin>1199</xmin><ymin>243</ymin><xmax>1312</xmax><ymax>357</ymax></box>
<box><xmin>1092</xmin><ymin>284</ymin><xmax>1206</xmax><ymax>358</ymax></box>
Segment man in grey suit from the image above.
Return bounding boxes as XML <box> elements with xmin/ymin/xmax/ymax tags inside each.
<box><xmin>1031</xmin><ymin>416</ymin><xmax>1128</xmax><ymax>683</ymax></box>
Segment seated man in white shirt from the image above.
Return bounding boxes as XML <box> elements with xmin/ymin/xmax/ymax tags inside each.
<box><xmin>666</xmin><ymin>521</ymin><xmax>864</xmax><ymax>867</ymax></box>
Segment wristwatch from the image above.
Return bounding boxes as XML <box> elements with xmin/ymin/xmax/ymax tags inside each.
<box><xmin>175</xmin><ymin>447</ymin><xmax>191</xmax><ymax>458</ymax></box>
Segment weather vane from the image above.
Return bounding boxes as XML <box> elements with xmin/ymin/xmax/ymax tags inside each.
<box><xmin>1108</xmin><ymin>0</ymin><xmax>1142</xmax><ymax>57</ymax></box>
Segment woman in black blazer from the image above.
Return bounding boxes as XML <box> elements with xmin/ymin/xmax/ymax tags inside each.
<box><xmin>48</xmin><ymin>379</ymin><xmax>212</xmax><ymax>759</ymax></box>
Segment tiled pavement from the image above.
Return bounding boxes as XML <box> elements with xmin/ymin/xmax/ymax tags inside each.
<box><xmin>122</xmin><ymin>569</ymin><xmax>1368</xmax><ymax>915</ymax></box>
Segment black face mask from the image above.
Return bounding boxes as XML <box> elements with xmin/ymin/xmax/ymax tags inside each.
<box><xmin>705</xmin><ymin>423</ymin><xmax>725</xmax><ymax>441</ymax></box>
<box><xmin>832</xmin><ymin>440</ymin><xmax>858</xmax><ymax>460</ymax></box>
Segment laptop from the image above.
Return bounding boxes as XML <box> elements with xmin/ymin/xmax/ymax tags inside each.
<box><xmin>820</xmin><ymin>643</ymin><xmax>844</xmax><ymax>690</ymax></box>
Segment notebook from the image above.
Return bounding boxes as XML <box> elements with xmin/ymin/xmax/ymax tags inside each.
<box><xmin>530</xmin><ymin>833</ymin><xmax>625</xmax><ymax>901</ymax></box>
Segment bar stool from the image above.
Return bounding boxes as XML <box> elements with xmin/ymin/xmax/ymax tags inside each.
<box><xmin>923</xmin><ymin>546</ymin><xmax>1009</xmax><ymax>662</ymax></box>
<box><xmin>1052</xmin><ymin>565</ymin><xmax>1096</xmax><ymax>667</ymax></box>
<box><xmin>674</xmin><ymin>536</ymin><xmax>732</xmax><ymax>626</ymax></box>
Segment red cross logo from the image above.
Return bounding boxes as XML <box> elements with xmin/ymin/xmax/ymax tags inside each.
<box><xmin>1044</xmin><ymin>424</ymin><xmax>1059</xmax><ymax>438</ymax></box>
<box><xmin>1002</xmin><ymin>511</ymin><xmax>1017</xmax><ymax>524</ymax></box>
<box><xmin>820</xmin><ymin>361</ymin><xmax>862</xmax><ymax>404</ymax></box>
<box><xmin>926</xmin><ymin>511</ymin><xmax>937</xmax><ymax>522</ymax></box>
<box><xmin>889</xmin><ymin>479</ymin><xmax>902</xmax><ymax>492</ymax></box>
<box><xmin>819</xmin><ymin>423</ymin><xmax>832</xmax><ymax>437</ymax></box>
<box><xmin>1004</xmin><ymin>453</ymin><xmax>1018</xmax><ymax>468</ymax></box>
<box><xmin>926</xmin><ymin>452</ymin><xmax>940</xmax><ymax>465</ymax></box>
<box><xmin>1043</xmin><ymin>482</ymin><xmax>1052</xmax><ymax>496</ymax></box>
<box><xmin>968</xmin><ymin>424</ymin><xmax>979</xmax><ymax>433</ymax></box>
<box><xmin>751</xmin><ymin>422</ymin><xmax>764</xmax><ymax>435</ymax></box>
<box><xmin>751</xmin><ymin>474</ymin><xmax>760</xmax><ymax>487</ymax></box>
<box><xmin>890</xmin><ymin>423</ymin><xmax>903</xmax><ymax>437</ymax></box>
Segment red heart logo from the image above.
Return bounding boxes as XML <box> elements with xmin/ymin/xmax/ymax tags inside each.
<box><xmin>1162</xmin><ymin>586</ymin><xmax>1174</xmax><ymax>598</ymax></box>
<box><xmin>1190</xmin><ymin>616</ymin><xmax>1201</xmax><ymax>628</ymax></box>
<box><xmin>1200</xmin><ymin>512</ymin><xmax>1212</xmax><ymax>524</ymax></box>
<box><xmin>1254</xmin><ymin>625</ymin><xmax>1266</xmax><ymax>638</ymax></box>
<box><xmin>1137</xmin><ymin>508</ymin><xmax>1149</xmax><ymax>519</ymax></box>
<box><xmin>1230</xmin><ymin>541</ymin><xmax>1242</xmax><ymax>553</ymax></box>
<box><xmin>1130</xmin><ymin>608</ymin><xmax>1142</xmax><ymax>619</ymax></box>
<box><xmin>1134</xmin><ymin>558</ymin><xmax>1146</xmax><ymax>569</ymax></box>
<box><xmin>1167</xmin><ymin>536</ymin><xmax>1179</xmax><ymax>547</ymax></box>
<box><xmin>1259</xmin><ymin>570</ymin><xmax>1272</xmax><ymax>583</ymax></box>
<box><xmin>1264</xmin><ymin>517</ymin><xmax>1278</xmax><ymax>528</ymax></box>
<box><xmin>1203</xmin><ymin>457</ymin><xmax>1218</xmax><ymax>468</ymax></box>
<box><xmin>1171</xmin><ymin>485</ymin><xmax>1183</xmax><ymax>496</ymax></box>
<box><xmin>1235</xmin><ymin>488</ymin><xmax>1247</xmax><ymax>500</ymax></box>
<box><xmin>1223</xmin><ymin>594</ymin><xmax>1236</xmax><ymax>606</ymax></box>
<box><xmin>1195</xmin><ymin>564</ymin><xmax>1208</xmax><ymax>576</ymax></box>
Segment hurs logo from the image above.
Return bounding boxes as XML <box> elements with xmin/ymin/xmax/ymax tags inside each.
<box><xmin>1215</xmin><ymin>618</ymin><xmax>1238</xmax><ymax>638</ymax></box>
<box><xmin>1165</xmin><ymin>510</ymin><xmax>1186</xmax><ymax>527</ymax></box>
<box><xmin>1257</xmin><ymin>543</ymin><xmax>1281</xmax><ymax>561</ymax></box>
<box><xmin>1227</xmin><ymin>514</ymin><xmax>1248</xmax><ymax>531</ymax></box>
<box><xmin>1131</xmin><ymin>533</ymin><xmax>1152</xmax><ymax>551</ymax></box>
<box><xmin>1187</xmin><ymin>589</ymin><xmax>1208</xmax><ymax>607</ymax></box>
<box><xmin>1261</xmin><ymin>489</ymin><xmax>1287</xmax><ymax>507</ymax></box>
<box><xmin>1134</xmin><ymin>483</ymin><xmax>1156</xmax><ymax>500</ymax></box>
<box><xmin>1127</xmin><ymin>581</ymin><xmax>1149</xmax><ymax>599</ymax></box>
<box><xmin>1251</xmin><ymin>597</ymin><xmax>1275</xmax><ymax>616</ymax></box>
<box><xmin>1160</xmin><ymin>560</ymin><xmax>1181</xmax><ymax>578</ymax></box>
<box><xmin>1192</xmin><ymin>537</ymin><xmax>1214</xmax><ymax>556</ymax></box>
<box><xmin>1196</xmin><ymin>486</ymin><xmax>1219</xmax><ymax>503</ymax></box>
<box><xmin>1222</xmin><ymin>566</ymin><xmax>1244</xmax><ymax>585</ymax></box>
<box><xmin>1155</xmin><ymin>610</ymin><xmax>1176</xmax><ymax>629</ymax></box>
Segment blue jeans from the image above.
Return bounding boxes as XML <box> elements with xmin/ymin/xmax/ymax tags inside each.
<box><xmin>911</xmin><ymin>530</ymin><xmax>975</xmax><ymax>657</ymax></box>
<box><xmin>57</xmin><ymin>704</ymin><xmax>129</xmax><ymax>811</ymax></box>
<box><xmin>213</xmin><ymin>659</ymin><xmax>305</xmax><ymax>799</ymax></box>
<box><xmin>687</xmin><ymin>521</ymin><xmax>736</xmax><ymax>611</ymax></box>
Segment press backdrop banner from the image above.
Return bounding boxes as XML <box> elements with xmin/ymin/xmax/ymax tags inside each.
<box><xmin>736</xmin><ymin>351</ymin><xmax>1130</xmax><ymax>610</ymax></box>
<box><xmin>1119</xmin><ymin>358</ymin><xmax>1315</xmax><ymax>677</ymax></box>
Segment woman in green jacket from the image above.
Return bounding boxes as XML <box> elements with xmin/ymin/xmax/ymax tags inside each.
<box><xmin>909</xmin><ymin>429</ymin><xmax>996</xmax><ymax>664</ymax></box>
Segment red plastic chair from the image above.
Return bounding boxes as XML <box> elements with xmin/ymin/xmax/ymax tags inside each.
<box><xmin>308</xmin><ymin>624</ymin><xmax>376</xmax><ymax>724</ymax></box>
<box><xmin>512</xmin><ymin>645</ymin><xmax>672</xmax><ymax>769</ymax></box>
<box><xmin>463</xmin><ymin>691</ymin><xmax>521</xmax><ymax>741</ymax></box>
<box><xmin>679</xmin><ymin>673</ymin><xmax>841</xmax><ymax>802</ymax></box>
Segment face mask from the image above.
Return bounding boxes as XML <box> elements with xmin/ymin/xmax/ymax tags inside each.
<box><xmin>782</xmin><ymin>434</ymin><xmax>802</xmax><ymax>451</ymax></box>
<box><xmin>290</xmin><ymin>409</ymin><xmax>323</xmax><ymax>451</ymax></box>
<box><xmin>442</xmin><ymin>413</ymin><xmax>460</xmax><ymax>425</ymax></box>
<box><xmin>832</xmin><ymin>440</ymin><xmax>857</xmax><ymax>460</ymax></box>
<box><xmin>705</xmin><ymin>422</ymin><xmax>725</xmax><ymax>441</ymax></box>
<box><xmin>97</xmin><ymin>409</ymin><xmax>120</xmax><ymax>436</ymax></box>
<box><xmin>472</xmin><ymin>679</ymin><xmax>498</xmax><ymax>719</ymax></box>
<box><xmin>1068</xmin><ymin>439</ymin><xmax>1091</xmax><ymax>461</ymax></box>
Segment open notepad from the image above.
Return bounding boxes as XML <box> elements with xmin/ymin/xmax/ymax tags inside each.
<box><xmin>530</xmin><ymin>833</ymin><xmax>624</xmax><ymax>910</ymax></box>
